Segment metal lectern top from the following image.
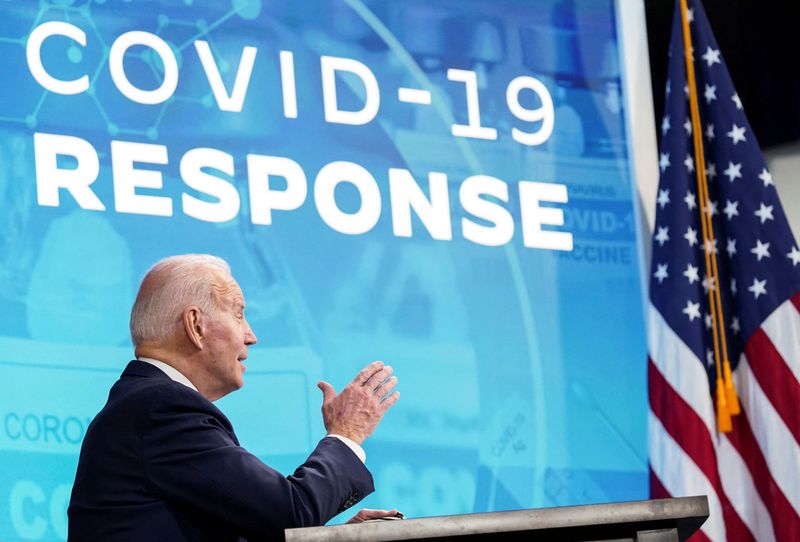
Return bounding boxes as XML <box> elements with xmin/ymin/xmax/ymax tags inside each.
<box><xmin>285</xmin><ymin>496</ymin><xmax>709</xmax><ymax>541</ymax></box>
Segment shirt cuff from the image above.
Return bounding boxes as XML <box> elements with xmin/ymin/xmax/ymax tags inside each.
<box><xmin>328</xmin><ymin>434</ymin><xmax>366</xmax><ymax>463</ymax></box>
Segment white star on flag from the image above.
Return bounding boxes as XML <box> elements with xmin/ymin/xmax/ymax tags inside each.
<box><xmin>704</xmin><ymin>84</ymin><xmax>716</xmax><ymax>103</ymax></box>
<box><xmin>705</xmin><ymin>200</ymin><xmax>718</xmax><ymax>216</ymax></box>
<box><xmin>747</xmin><ymin>277</ymin><xmax>767</xmax><ymax>299</ymax></box>
<box><xmin>684</xmin><ymin>227</ymin><xmax>699</xmax><ymax>247</ymax></box>
<box><xmin>682</xmin><ymin>299</ymin><xmax>701</xmax><ymax>321</ymax></box>
<box><xmin>684</xmin><ymin>118</ymin><xmax>692</xmax><ymax>135</ymax></box>
<box><xmin>723</xmin><ymin>199</ymin><xmax>739</xmax><ymax>220</ymax></box>
<box><xmin>726</xmin><ymin>123</ymin><xmax>746</xmax><ymax>145</ymax></box>
<box><xmin>732</xmin><ymin>93</ymin><xmax>742</xmax><ymax>109</ymax></box>
<box><xmin>705</xmin><ymin>123</ymin><xmax>715</xmax><ymax>140</ymax></box>
<box><xmin>684</xmin><ymin>154</ymin><xmax>695</xmax><ymax>173</ymax></box>
<box><xmin>702</xmin><ymin>46</ymin><xmax>721</xmax><ymax>66</ymax></box>
<box><xmin>684</xmin><ymin>191</ymin><xmax>697</xmax><ymax>210</ymax></box>
<box><xmin>704</xmin><ymin>238</ymin><xmax>718</xmax><ymax>255</ymax></box>
<box><xmin>655</xmin><ymin>226</ymin><xmax>670</xmax><ymax>246</ymax></box>
<box><xmin>657</xmin><ymin>189</ymin><xmax>671</xmax><ymax>209</ymax></box>
<box><xmin>723</xmin><ymin>161</ymin><xmax>742</xmax><ymax>182</ymax></box>
<box><xmin>654</xmin><ymin>263</ymin><xmax>669</xmax><ymax>283</ymax></box>
<box><xmin>704</xmin><ymin>313</ymin><xmax>712</xmax><ymax>329</ymax></box>
<box><xmin>731</xmin><ymin>317</ymin><xmax>740</xmax><ymax>335</ymax></box>
<box><xmin>787</xmin><ymin>246</ymin><xmax>800</xmax><ymax>266</ymax></box>
<box><xmin>754</xmin><ymin>203</ymin><xmax>774</xmax><ymax>224</ymax></box>
<box><xmin>758</xmin><ymin>168</ymin><xmax>774</xmax><ymax>187</ymax></box>
<box><xmin>726</xmin><ymin>238</ymin><xmax>737</xmax><ymax>256</ymax></box>
<box><xmin>730</xmin><ymin>278</ymin><xmax>737</xmax><ymax>295</ymax></box>
<box><xmin>706</xmin><ymin>162</ymin><xmax>716</xmax><ymax>179</ymax></box>
<box><xmin>683</xmin><ymin>263</ymin><xmax>700</xmax><ymax>284</ymax></box>
<box><xmin>662</xmin><ymin>116</ymin><xmax>671</xmax><ymax>135</ymax></box>
<box><xmin>702</xmin><ymin>274</ymin><xmax>716</xmax><ymax>293</ymax></box>
<box><xmin>659</xmin><ymin>153</ymin><xmax>671</xmax><ymax>172</ymax></box>
<box><xmin>751</xmin><ymin>240</ymin><xmax>771</xmax><ymax>261</ymax></box>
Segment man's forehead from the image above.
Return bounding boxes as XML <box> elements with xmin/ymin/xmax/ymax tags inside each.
<box><xmin>226</xmin><ymin>280</ymin><xmax>245</xmax><ymax>304</ymax></box>
<box><xmin>211</xmin><ymin>270</ymin><xmax>245</xmax><ymax>303</ymax></box>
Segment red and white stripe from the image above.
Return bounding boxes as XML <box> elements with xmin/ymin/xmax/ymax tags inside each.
<box><xmin>647</xmin><ymin>292</ymin><xmax>800</xmax><ymax>541</ymax></box>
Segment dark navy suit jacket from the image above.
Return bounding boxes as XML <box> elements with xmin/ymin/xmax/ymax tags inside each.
<box><xmin>68</xmin><ymin>360</ymin><xmax>374</xmax><ymax>541</ymax></box>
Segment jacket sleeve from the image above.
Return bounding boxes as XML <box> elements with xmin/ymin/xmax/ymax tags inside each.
<box><xmin>140</xmin><ymin>384</ymin><xmax>374</xmax><ymax>540</ymax></box>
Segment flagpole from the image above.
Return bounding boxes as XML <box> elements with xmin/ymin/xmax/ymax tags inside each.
<box><xmin>678</xmin><ymin>0</ymin><xmax>740</xmax><ymax>432</ymax></box>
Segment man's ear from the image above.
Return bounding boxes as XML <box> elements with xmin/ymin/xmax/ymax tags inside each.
<box><xmin>182</xmin><ymin>306</ymin><xmax>204</xmax><ymax>350</ymax></box>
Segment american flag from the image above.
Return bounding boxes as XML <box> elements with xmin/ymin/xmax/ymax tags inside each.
<box><xmin>647</xmin><ymin>0</ymin><xmax>800</xmax><ymax>540</ymax></box>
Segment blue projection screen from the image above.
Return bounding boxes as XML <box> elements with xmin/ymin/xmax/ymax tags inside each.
<box><xmin>0</xmin><ymin>1</ymin><xmax>649</xmax><ymax>539</ymax></box>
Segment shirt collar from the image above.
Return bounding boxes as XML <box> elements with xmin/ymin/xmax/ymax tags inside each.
<box><xmin>137</xmin><ymin>357</ymin><xmax>198</xmax><ymax>392</ymax></box>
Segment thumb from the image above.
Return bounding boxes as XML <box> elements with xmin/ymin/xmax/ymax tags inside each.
<box><xmin>317</xmin><ymin>381</ymin><xmax>336</xmax><ymax>403</ymax></box>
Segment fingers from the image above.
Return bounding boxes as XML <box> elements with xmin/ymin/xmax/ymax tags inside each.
<box><xmin>317</xmin><ymin>381</ymin><xmax>336</xmax><ymax>403</ymax></box>
<box><xmin>366</xmin><ymin>365</ymin><xmax>399</xmax><ymax>408</ymax></box>
<box><xmin>355</xmin><ymin>361</ymin><xmax>385</xmax><ymax>385</ymax></box>
<box><xmin>362</xmin><ymin>509</ymin><xmax>399</xmax><ymax>519</ymax></box>
<box><xmin>347</xmin><ymin>509</ymin><xmax>399</xmax><ymax>523</ymax></box>
<box><xmin>372</xmin><ymin>375</ymin><xmax>398</xmax><ymax>398</ymax></box>
<box><xmin>380</xmin><ymin>391</ymin><xmax>400</xmax><ymax>410</ymax></box>
<box><xmin>364</xmin><ymin>364</ymin><xmax>393</xmax><ymax>387</ymax></box>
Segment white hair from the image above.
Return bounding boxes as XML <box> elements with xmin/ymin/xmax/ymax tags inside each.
<box><xmin>130</xmin><ymin>254</ymin><xmax>232</xmax><ymax>346</ymax></box>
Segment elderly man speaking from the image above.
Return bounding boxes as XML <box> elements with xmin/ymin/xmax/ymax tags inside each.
<box><xmin>67</xmin><ymin>254</ymin><xmax>400</xmax><ymax>541</ymax></box>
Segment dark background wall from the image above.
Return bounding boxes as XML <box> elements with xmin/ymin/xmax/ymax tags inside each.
<box><xmin>645</xmin><ymin>0</ymin><xmax>800</xmax><ymax>150</ymax></box>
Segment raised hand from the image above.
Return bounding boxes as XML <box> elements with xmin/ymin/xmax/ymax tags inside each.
<box><xmin>317</xmin><ymin>361</ymin><xmax>400</xmax><ymax>445</ymax></box>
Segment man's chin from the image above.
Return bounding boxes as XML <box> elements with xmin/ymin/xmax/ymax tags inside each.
<box><xmin>236</xmin><ymin>363</ymin><xmax>246</xmax><ymax>388</ymax></box>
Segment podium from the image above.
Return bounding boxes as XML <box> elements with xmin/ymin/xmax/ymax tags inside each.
<box><xmin>285</xmin><ymin>496</ymin><xmax>709</xmax><ymax>541</ymax></box>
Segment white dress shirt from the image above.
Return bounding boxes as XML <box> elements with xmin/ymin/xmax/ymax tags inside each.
<box><xmin>137</xmin><ymin>357</ymin><xmax>366</xmax><ymax>463</ymax></box>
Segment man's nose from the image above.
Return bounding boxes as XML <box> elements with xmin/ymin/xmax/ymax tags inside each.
<box><xmin>244</xmin><ymin>321</ymin><xmax>258</xmax><ymax>345</ymax></box>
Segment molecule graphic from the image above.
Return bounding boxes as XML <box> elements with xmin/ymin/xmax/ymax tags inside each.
<box><xmin>0</xmin><ymin>0</ymin><xmax>263</xmax><ymax>140</ymax></box>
